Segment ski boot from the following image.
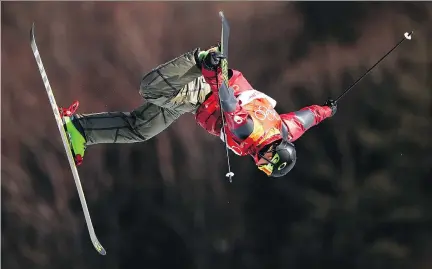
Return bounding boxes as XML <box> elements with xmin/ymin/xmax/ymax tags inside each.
<box><xmin>59</xmin><ymin>101</ymin><xmax>86</xmax><ymax>166</ymax></box>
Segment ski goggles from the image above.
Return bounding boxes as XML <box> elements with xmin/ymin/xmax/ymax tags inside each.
<box><xmin>257</xmin><ymin>152</ymin><xmax>280</xmax><ymax>176</ymax></box>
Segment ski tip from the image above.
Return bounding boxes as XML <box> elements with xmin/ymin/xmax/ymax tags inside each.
<box><xmin>219</xmin><ymin>11</ymin><xmax>225</xmax><ymax>18</ymax></box>
<box><xmin>30</xmin><ymin>22</ymin><xmax>35</xmax><ymax>41</ymax></box>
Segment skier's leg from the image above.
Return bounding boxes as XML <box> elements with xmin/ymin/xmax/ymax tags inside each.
<box><xmin>63</xmin><ymin>49</ymin><xmax>211</xmax><ymax>162</ymax></box>
<box><xmin>139</xmin><ymin>49</ymin><xmax>211</xmax><ymax>113</ymax></box>
<box><xmin>79</xmin><ymin>48</ymin><xmax>212</xmax><ymax>143</ymax></box>
<box><xmin>72</xmin><ymin>101</ymin><xmax>181</xmax><ymax>146</ymax></box>
<box><xmin>62</xmin><ymin>101</ymin><xmax>179</xmax><ymax>164</ymax></box>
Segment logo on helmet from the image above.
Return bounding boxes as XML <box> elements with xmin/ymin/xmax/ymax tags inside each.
<box><xmin>278</xmin><ymin>162</ymin><xmax>287</xmax><ymax>170</ymax></box>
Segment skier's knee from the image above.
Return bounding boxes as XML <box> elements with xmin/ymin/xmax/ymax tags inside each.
<box><xmin>139</xmin><ymin>70</ymin><xmax>159</xmax><ymax>98</ymax></box>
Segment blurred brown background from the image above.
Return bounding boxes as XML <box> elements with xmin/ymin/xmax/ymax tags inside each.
<box><xmin>2</xmin><ymin>2</ymin><xmax>432</xmax><ymax>269</ymax></box>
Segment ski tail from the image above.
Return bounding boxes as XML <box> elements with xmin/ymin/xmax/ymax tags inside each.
<box><xmin>30</xmin><ymin>23</ymin><xmax>106</xmax><ymax>256</ymax></box>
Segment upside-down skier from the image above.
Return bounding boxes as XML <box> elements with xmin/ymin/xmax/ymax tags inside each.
<box><xmin>61</xmin><ymin>45</ymin><xmax>337</xmax><ymax>177</ymax></box>
<box><xmin>30</xmin><ymin>13</ymin><xmax>411</xmax><ymax>253</ymax></box>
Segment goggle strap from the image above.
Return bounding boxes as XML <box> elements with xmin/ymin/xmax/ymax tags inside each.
<box><xmin>258</xmin><ymin>152</ymin><xmax>277</xmax><ymax>166</ymax></box>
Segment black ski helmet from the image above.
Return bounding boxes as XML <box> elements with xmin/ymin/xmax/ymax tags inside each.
<box><xmin>257</xmin><ymin>140</ymin><xmax>297</xmax><ymax>177</ymax></box>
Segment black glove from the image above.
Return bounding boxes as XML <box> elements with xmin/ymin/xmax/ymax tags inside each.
<box><xmin>206</xmin><ymin>51</ymin><xmax>225</xmax><ymax>69</ymax></box>
<box><xmin>195</xmin><ymin>44</ymin><xmax>225</xmax><ymax>71</ymax></box>
<box><xmin>324</xmin><ymin>98</ymin><xmax>337</xmax><ymax>116</ymax></box>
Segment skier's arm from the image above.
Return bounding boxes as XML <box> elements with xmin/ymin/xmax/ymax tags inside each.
<box><xmin>217</xmin><ymin>82</ymin><xmax>254</xmax><ymax>139</ymax></box>
<box><xmin>201</xmin><ymin>65</ymin><xmax>224</xmax><ymax>92</ymax></box>
<box><xmin>202</xmin><ymin>67</ymin><xmax>254</xmax><ymax>139</ymax></box>
<box><xmin>198</xmin><ymin>48</ymin><xmax>230</xmax><ymax>94</ymax></box>
<box><xmin>198</xmin><ymin>48</ymin><xmax>254</xmax><ymax>139</ymax></box>
<box><xmin>205</xmin><ymin>67</ymin><xmax>254</xmax><ymax>139</ymax></box>
<box><xmin>280</xmin><ymin>105</ymin><xmax>333</xmax><ymax>142</ymax></box>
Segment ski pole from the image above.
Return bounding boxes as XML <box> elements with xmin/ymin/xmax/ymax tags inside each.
<box><xmin>218</xmin><ymin>11</ymin><xmax>234</xmax><ymax>182</ymax></box>
<box><xmin>216</xmin><ymin>75</ymin><xmax>235</xmax><ymax>182</ymax></box>
<box><xmin>335</xmin><ymin>31</ymin><xmax>413</xmax><ymax>103</ymax></box>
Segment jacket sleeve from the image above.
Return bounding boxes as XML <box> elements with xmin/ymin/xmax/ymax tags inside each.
<box><xmin>201</xmin><ymin>67</ymin><xmax>255</xmax><ymax>140</ymax></box>
<box><xmin>280</xmin><ymin>105</ymin><xmax>332</xmax><ymax>142</ymax></box>
<box><xmin>201</xmin><ymin>67</ymin><xmax>223</xmax><ymax>93</ymax></box>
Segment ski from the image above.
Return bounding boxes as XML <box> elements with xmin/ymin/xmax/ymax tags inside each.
<box><xmin>218</xmin><ymin>11</ymin><xmax>235</xmax><ymax>182</ymax></box>
<box><xmin>219</xmin><ymin>11</ymin><xmax>230</xmax><ymax>87</ymax></box>
<box><xmin>30</xmin><ymin>23</ymin><xmax>106</xmax><ymax>256</ymax></box>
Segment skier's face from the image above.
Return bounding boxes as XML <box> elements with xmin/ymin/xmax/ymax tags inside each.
<box><xmin>257</xmin><ymin>150</ymin><xmax>280</xmax><ymax>176</ymax></box>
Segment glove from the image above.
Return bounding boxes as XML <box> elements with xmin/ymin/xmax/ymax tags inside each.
<box><xmin>205</xmin><ymin>50</ymin><xmax>225</xmax><ymax>70</ymax></box>
<box><xmin>323</xmin><ymin>98</ymin><xmax>337</xmax><ymax>116</ymax></box>
<box><xmin>195</xmin><ymin>44</ymin><xmax>225</xmax><ymax>71</ymax></box>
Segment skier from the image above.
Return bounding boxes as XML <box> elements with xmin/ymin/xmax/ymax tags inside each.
<box><xmin>60</xmin><ymin>45</ymin><xmax>337</xmax><ymax>177</ymax></box>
